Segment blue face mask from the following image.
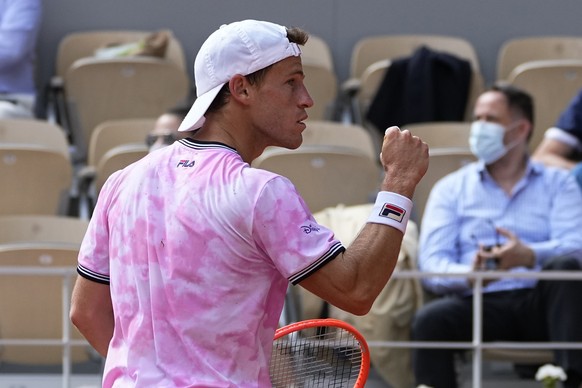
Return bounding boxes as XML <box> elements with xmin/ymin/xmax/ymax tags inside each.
<box><xmin>469</xmin><ymin>121</ymin><xmax>509</xmax><ymax>164</ymax></box>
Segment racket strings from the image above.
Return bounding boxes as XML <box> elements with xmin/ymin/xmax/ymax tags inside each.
<box><xmin>270</xmin><ymin>326</ymin><xmax>364</xmax><ymax>387</ymax></box>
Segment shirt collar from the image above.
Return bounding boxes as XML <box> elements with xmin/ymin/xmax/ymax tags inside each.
<box><xmin>476</xmin><ymin>157</ymin><xmax>543</xmax><ymax>180</ymax></box>
<box><xmin>178</xmin><ymin>138</ymin><xmax>238</xmax><ymax>154</ymax></box>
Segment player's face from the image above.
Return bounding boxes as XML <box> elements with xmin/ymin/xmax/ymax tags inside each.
<box><xmin>249</xmin><ymin>56</ymin><xmax>314</xmax><ymax>150</ymax></box>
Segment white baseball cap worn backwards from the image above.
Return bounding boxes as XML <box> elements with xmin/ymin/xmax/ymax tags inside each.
<box><xmin>178</xmin><ymin>19</ymin><xmax>302</xmax><ymax>132</ymax></box>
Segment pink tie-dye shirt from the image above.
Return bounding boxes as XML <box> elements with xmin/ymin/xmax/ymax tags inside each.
<box><xmin>77</xmin><ymin>139</ymin><xmax>344</xmax><ymax>387</ymax></box>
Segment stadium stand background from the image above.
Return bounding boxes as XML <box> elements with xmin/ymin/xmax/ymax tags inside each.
<box><xmin>36</xmin><ymin>0</ymin><xmax>582</xmax><ymax>116</ymax></box>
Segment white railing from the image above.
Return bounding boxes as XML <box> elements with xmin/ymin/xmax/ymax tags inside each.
<box><xmin>2</xmin><ymin>267</ymin><xmax>581</xmax><ymax>388</ymax></box>
<box><xmin>0</xmin><ymin>266</ymin><xmax>90</xmax><ymax>388</ymax></box>
<box><xmin>375</xmin><ymin>270</ymin><xmax>582</xmax><ymax>388</ymax></box>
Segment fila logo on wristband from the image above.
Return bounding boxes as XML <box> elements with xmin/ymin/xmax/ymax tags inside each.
<box><xmin>367</xmin><ymin>191</ymin><xmax>412</xmax><ymax>233</ymax></box>
<box><xmin>379</xmin><ymin>203</ymin><xmax>406</xmax><ymax>223</ymax></box>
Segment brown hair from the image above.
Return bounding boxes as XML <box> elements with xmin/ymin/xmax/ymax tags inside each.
<box><xmin>489</xmin><ymin>82</ymin><xmax>535</xmax><ymax>141</ymax></box>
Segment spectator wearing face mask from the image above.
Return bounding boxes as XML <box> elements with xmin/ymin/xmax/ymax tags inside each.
<box><xmin>146</xmin><ymin>100</ymin><xmax>192</xmax><ymax>153</ymax></box>
<box><xmin>412</xmin><ymin>83</ymin><xmax>582</xmax><ymax>388</ymax></box>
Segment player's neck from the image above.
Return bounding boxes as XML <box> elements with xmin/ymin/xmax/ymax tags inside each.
<box><xmin>193</xmin><ymin>118</ymin><xmax>263</xmax><ymax>163</ymax></box>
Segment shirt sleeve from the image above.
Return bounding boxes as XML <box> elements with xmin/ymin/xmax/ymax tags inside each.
<box><xmin>527</xmin><ymin>170</ymin><xmax>582</xmax><ymax>264</ymax></box>
<box><xmin>555</xmin><ymin>89</ymin><xmax>582</xmax><ymax>145</ymax></box>
<box><xmin>418</xmin><ymin>173</ymin><xmax>472</xmax><ymax>294</ymax></box>
<box><xmin>76</xmin><ymin>172</ymin><xmax>119</xmax><ymax>285</ymax></box>
<box><xmin>251</xmin><ymin>176</ymin><xmax>345</xmax><ymax>285</ymax></box>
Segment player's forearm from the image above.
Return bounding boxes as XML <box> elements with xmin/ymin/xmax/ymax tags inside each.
<box><xmin>74</xmin><ymin>316</ymin><xmax>113</xmax><ymax>357</ymax></box>
<box><xmin>339</xmin><ymin>222</ymin><xmax>405</xmax><ymax>312</ymax></box>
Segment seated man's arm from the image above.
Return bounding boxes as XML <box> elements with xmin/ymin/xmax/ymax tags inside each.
<box><xmin>534</xmin><ymin>88</ymin><xmax>582</xmax><ymax>170</ymax></box>
<box><xmin>533</xmin><ymin>135</ymin><xmax>577</xmax><ymax>170</ymax></box>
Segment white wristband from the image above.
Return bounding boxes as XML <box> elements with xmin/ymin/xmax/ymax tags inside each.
<box><xmin>367</xmin><ymin>191</ymin><xmax>413</xmax><ymax>233</ymax></box>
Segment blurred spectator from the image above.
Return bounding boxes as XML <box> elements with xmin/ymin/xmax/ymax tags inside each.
<box><xmin>146</xmin><ymin>100</ymin><xmax>192</xmax><ymax>153</ymax></box>
<box><xmin>0</xmin><ymin>0</ymin><xmax>42</xmax><ymax>119</ymax></box>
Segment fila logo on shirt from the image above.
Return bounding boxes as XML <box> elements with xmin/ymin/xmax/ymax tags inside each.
<box><xmin>177</xmin><ymin>159</ymin><xmax>195</xmax><ymax>168</ymax></box>
<box><xmin>379</xmin><ymin>203</ymin><xmax>405</xmax><ymax>223</ymax></box>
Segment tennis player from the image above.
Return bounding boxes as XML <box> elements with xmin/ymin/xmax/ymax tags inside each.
<box><xmin>70</xmin><ymin>19</ymin><xmax>428</xmax><ymax>387</ymax></box>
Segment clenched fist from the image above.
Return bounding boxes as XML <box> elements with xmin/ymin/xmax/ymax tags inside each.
<box><xmin>379</xmin><ymin>126</ymin><xmax>429</xmax><ymax>198</ymax></box>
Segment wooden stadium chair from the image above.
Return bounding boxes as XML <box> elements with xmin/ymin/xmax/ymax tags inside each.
<box><xmin>54</xmin><ymin>29</ymin><xmax>187</xmax><ymax>79</ymax></box>
<box><xmin>63</xmin><ymin>56</ymin><xmax>189</xmax><ymax>162</ymax></box>
<box><xmin>94</xmin><ymin>143</ymin><xmax>149</xmax><ymax>196</ymax></box>
<box><xmin>77</xmin><ymin>119</ymin><xmax>154</xmax><ymax>188</ymax></box>
<box><xmin>85</xmin><ymin>118</ymin><xmax>155</xmax><ymax>172</ymax></box>
<box><xmin>47</xmin><ymin>29</ymin><xmax>187</xmax><ymax>139</ymax></box>
<box><xmin>412</xmin><ymin>148</ymin><xmax>476</xmax><ymax>226</ymax></box>
<box><xmin>0</xmin><ymin>244</ymin><xmax>93</xmax><ymax>365</ymax></box>
<box><xmin>73</xmin><ymin>118</ymin><xmax>154</xmax><ymax>218</ymax></box>
<box><xmin>0</xmin><ymin>215</ymin><xmax>88</xmax><ymax>245</ymax></box>
<box><xmin>301</xmin><ymin>35</ymin><xmax>338</xmax><ymax>121</ymax></box>
<box><xmin>0</xmin><ymin>145</ymin><xmax>73</xmax><ymax>216</ymax></box>
<box><xmin>301</xmin><ymin>34</ymin><xmax>335</xmax><ymax>73</ymax></box>
<box><xmin>253</xmin><ymin>145</ymin><xmax>381</xmax><ymax>214</ymax></box>
<box><xmin>0</xmin><ymin>215</ymin><xmax>92</xmax><ymax>365</ymax></box>
<box><xmin>405</xmin><ymin>121</ymin><xmax>472</xmax><ymax>149</ymax></box>
<box><xmin>0</xmin><ymin>119</ymin><xmax>70</xmax><ymax>159</ymax></box>
<box><xmin>301</xmin><ymin>120</ymin><xmax>377</xmax><ymax>160</ymax></box>
<box><xmin>507</xmin><ymin>59</ymin><xmax>582</xmax><ymax>152</ymax></box>
<box><xmin>303</xmin><ymin>63</ymin><xmax>338</xmax><ymax>121</ymax></box>
<box><xmin>497</xmin><ymin>36</ymin><xmax>582</xmax><ymax>81</ymax></box>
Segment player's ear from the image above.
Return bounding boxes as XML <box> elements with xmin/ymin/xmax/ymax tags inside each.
<box><xmin>229</xmin><ymin>75</ymin><xmax>251</xmax><ymax>104</ymax></box>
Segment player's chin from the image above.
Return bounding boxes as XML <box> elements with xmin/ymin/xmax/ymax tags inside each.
<box><xmin>281</xmin><ymin>132</ymin><xmax>304</xmax><ymax>150</ymax></box>
<box><xmin>285</xmin><ymin>137</ymin><xmax>303</xmax><ymax>150</ymax></box>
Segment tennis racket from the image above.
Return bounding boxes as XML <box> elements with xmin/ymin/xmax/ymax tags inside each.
<box><xmin>269</xmin><ymin>318</ymin><xmax>370</xmax><ymax>387</ymax></box>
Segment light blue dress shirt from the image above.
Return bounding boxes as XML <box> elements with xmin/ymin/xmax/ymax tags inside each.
<box><xmin>418</xmin><ymin>159</ymin><xmax>582</xmax><ymax>295</ymax></box>
<box><xmin>0</xmin><ymin>0</ymin><xmax>42</xmax><ymax>96</ymax></box>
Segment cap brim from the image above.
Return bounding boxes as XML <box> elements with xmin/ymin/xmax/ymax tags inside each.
<box><xmin>178</xmin><ymin>83</ymin><xmax>225</xmax><ymax>132</ymax></box>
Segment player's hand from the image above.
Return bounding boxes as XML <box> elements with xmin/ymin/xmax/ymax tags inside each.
<box><xmin>379</xmin><ymin>126</ymin><xmax>429</xmax><ymax>198</ymax></box>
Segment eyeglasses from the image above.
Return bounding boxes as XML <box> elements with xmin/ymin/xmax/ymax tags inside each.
<box><xmin>146</xmin><ymin>133</ymin><xmax>177</xmax><ymax>147</ymax></box>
